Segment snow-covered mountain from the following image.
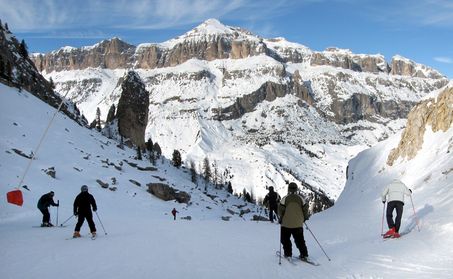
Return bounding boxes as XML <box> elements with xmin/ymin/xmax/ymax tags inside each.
<box><xmin>29</xmin><ymin>19</ymin><xmax>449</xmax><ymax>209</ymax></box>
<box><xmin>1</xmin><ymin>78</ymin><xmax>451</xmax><ymax>278</ymax></box>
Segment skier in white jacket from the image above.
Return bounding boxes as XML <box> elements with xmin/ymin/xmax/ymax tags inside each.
<box><xmin>381</xmin><ymin>179</ymin><xmax>412</xmax><ymax>238</ymax></box>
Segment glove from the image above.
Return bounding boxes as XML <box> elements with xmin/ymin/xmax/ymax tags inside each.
<box><xmin>56</xmin><ymin>202</ymin><xmax>59</xmax><ymax>207</ymax></box>
<box><xmin>74</xmin><ymin>212</ymin><xmax>78</xmax><ymax>216</ymax></box>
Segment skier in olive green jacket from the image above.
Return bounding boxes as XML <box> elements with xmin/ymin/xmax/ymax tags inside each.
<box><xmin>278</xmin><ymin>182</ymin><xmax>310</xmax><ymax>260</ymax></box>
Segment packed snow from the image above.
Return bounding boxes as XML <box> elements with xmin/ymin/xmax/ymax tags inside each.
<box><xmin>1</xmin><ymin>82</ymin><xmax>452</xmax><ymax>278</ymax></box>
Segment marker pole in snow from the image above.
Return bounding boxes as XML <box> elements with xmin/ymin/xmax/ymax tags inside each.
<box><xmin>56</xmin><ymin>200</ymin><xmax>59</xmax><ymax>226</ymax></box>
<box><xmin>95</xmin><ymin>211</ymin><xmax>108</xmax><ymax>235</ymax></box>
<box><xmin>410</xmin><ymin>196</ymin><xmax>421</xmax><ymax>232</ymax></box>
<box><xmin>381</xmin><ymin>202</ymin><xmax>385</xmax><ymax>236</ymax></box>
<box><xmin>60</xmin><ymin>214</ymin><xmax>74</xmax><ymax>226</ymax></box>
<box><xmin>278</xmin><ymin>228</ymin><xmax>282</xmax><ymax>265</ymax></box>
<box><xmin>304</xmin><ymin>222</ymin><xmax>331</xmax><ymax>261</ymax></box>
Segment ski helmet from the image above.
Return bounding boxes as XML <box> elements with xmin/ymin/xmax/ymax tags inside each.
<box><xmin>288</xmin><ymin>182</ymin><xmax>298</xmax><ymax>193</ymax></box>
<box><xmin>81</xmin><ymin>185</ymin><xmax>88</xmax><ymax>192</ymax></box>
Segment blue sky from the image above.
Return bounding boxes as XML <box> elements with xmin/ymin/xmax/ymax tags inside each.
<box><xmin>1</xmin><ymin>0</ymin><xmax>452</xmax><ymax>78</ymax></box>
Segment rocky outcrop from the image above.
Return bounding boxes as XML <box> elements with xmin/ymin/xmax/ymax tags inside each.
<box><xmin>330</xmin><ymin>93</ymin><xmax>415</xmax><ymax>124</ymax></box>
<box><xmin>390</xmin><ymin>55</ymin><xmax>444</xmax><ymax>79</ymax></box>
<box><xmin>387</xmin><ymin>86</ymin><xmax>453</xmax><ymax>166</ymax></box>
<box><xmin>310</xmin><ymin>48</ymin><xmax>389</xmax><ymax>74</ymax></box>
<box><xmin>147</xmin><ymin>183</ymin><xmax>191</xmax><ymax>203</ymax></box>
<box><xmin>214</xmin><ymin>72</ymin><xmax>313</xmax><ymax>120</ymax></box>
<box><xmin>0</xmin><ymin>23</ymin><xmax>86</xmax><ymax>126</ymax></box>
<box><xmin>116</xmin><ymin>71</ymin><xmax>149</xmax><ymax>148</ymax></box>
<box><xmin>33</xmin><ymin>38</ymin><xmax>135</xmax><ymax>72</ymax></box>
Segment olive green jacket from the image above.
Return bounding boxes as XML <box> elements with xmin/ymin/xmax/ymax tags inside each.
<box><xmin>278</xmin><ymin>193</ymin><xmax>309</xmax><ymax>228</ymax></box>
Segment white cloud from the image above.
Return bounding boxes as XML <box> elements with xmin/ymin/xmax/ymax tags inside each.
<box><xmin>434</xmin><ymin>57</ymin><xmax>453</xmax><ymax>64</ymax></box>
<box><xmin>0</xmin><ymin>0</ymin><xmax>300</xmax><ymax>33</ymax></box>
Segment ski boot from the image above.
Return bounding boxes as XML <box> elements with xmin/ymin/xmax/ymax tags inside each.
<box><xmin>383</xmin><ymin>227</ymin><xmax>396</xmax><ymax>238</ymax></box>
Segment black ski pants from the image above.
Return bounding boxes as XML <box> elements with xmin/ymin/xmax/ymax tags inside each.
<box><xmin>75</xmin><ymin>212</ymin><xmax>96</xmax><ymax>233</ymax></box>
<box><xmin>281</xmin><ymin>226</ymin><xmax>308</xmax><ymax>258</ymax></box>
<box><xmin>386</xmin><ymin>201</ymin><xmax>404</xmax><ymax>232</ymax></box>
<box><xmin>39</xmin><ymin>207</ymin><xmax>50</xmax><ymax>224</ymax></box>
<box><xmin>269</xmin><ymin>206</ymin><xmax>277</xmax><ymax>223</ymax></box>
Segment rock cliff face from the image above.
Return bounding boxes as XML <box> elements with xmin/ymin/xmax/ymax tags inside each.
<box><xmin>0</xmin><ymin>24</ymin><xmax>86</xmax><ymax>125</ymax></box>
<box><xmin>116</xmin><ymin>71</ymin><xmax>149</xmax><ymax>148</ymax></box>
<box><xmin>387</xmin><ymin>86</ymin><xmax>453</xmax><ymax>166</ymax></box>
<box><xmin>310</xmin><ymin>48</ymin><xmax>389</xmax><ymax>74</ymax></box>
<box><xmin>33</xmin><ymin>38</ymin><xmax>135</xmax><ymax>72</ymax></box>
<box><xmin>390</xmin><ymin>55</ymin><xmax>444</xmax><ymax>79</ymax></box>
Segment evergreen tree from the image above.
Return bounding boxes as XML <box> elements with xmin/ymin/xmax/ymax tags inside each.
<box><xmin>106</xmin><ymin>104</ymin><xmax>116</xmax><ymax>123</ymax></box>
<box><xmin>136</xmin><ymin>146</ymin><xmax>142</xmax><ymax>160</ymax></box>
<box><xmin>203</xmin><ymin>157</ymin><xmax>211</xmax><ymax>185</ymax></box>
<box><xmin>189</xmin><ymin>160</ymin><xmax>197</xmax><ymax>184</ymax></box>
<box><xmin>146</xmin><ymin>138</ymin><xmax>153</xmax><ymax>153</ymax></box>
<box><xmin>95</xmin><ymin>107</ymin><xmax>101</xmax><ymax>131</ymax></box>
<box><xmin>19</xmin><ymin>40</ymin><xmax>28</xmax><ymax>58</ymax></box>
<box><xmin>0</xmin><ymin>56</ymin><xmax>4</xmax><ymax>78</ymax></box>
<box><xmin>153</xmin><ymin>142</ymin><xmax>162</xmax><ymax>158</ymax></box>
<box><xmin>212</xmin><ymin>160</ymin><xmax>218</xmax><ymax>188</ymax></box>
<box><xmin>49</xmin><ymin>77</ymin><xmax>55</xmax><ymax>89</ymax></box>
<box><xmin>226</xmin><ymin>181</ymin><xmax>233</xmax><ymax>194</ymax></box>
<box><xmin>172</xmin><ymin>149</ymin><xmax>182</xmax><ymax>168</ymax></box>
<box><xmin>89</xmin><ymin>118</ymin><xmax>97</xmax><ymax>129</ymax></box>
<box><xmin>5</xmin><ymin>61</ymin><xmax>12</xmax><ymax>81</ymax></box>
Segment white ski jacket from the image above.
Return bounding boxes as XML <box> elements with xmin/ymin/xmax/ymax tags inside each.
<box><xmin>381</xmin><ymin>179</ymin><xmax>412</xmax><ymax>203</ymax></box>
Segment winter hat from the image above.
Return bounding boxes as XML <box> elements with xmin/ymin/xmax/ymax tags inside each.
<box><xmin>288</xmin><ymin>182</ymin><xmax>298</xmax><ymax>193</ymax></box>
<box><xmin>268</xmin><ymin>186</ymin><xmax>274</xmax><ymax>191</ymax></box>
<box><xmin>50</xmin><ymin>191</ymin><xmax>55</xmax><ymax>196</ymax></box>
<box><xmin>81</xmin><ymin>185</ymin><xmax>88</xmax><ymax>192</ymax></box>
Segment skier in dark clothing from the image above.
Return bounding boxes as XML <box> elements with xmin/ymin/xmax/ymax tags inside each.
<box><xmin>73</xmin><ymin>185</ymin><xmax>97</xmax><ymax>238</ymax></box>
<box><xmin>37</xmin><ymin>191</ymin><xmax>59</xmax><ymax>227</ymax></box>
<box><xmin>278</xmin><ymin>182</ymin><xmax>310</xmax><ymax>261</ymax></box>
<box><xmin>172</xmin><ymin>208</ymin><xmax>178</xmax><ymax>220</ymax></box>
<box><xmin>263</xmin><ymin>186</ymin><xmax>280</xmax><ymax>223</ymax></box>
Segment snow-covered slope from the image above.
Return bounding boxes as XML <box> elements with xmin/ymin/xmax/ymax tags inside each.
<box><xmin>0</xmin><ymin>83</ymin><xmax>259</xmax><ymax>222</ymax></box>
<box><xmin>1</xmin><ymin>81</ymin><xmax>452</xmax><ymax>278</ymax></box>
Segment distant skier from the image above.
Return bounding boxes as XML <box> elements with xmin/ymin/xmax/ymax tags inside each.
<box><xmin>263</xmin><ymin>186</ymin><xmax>281</xmax><ymax>223</ymax></box>
<box><xmin>278</xmin><ymin>182</ymin><xmax>310</xmax><ymax>261</ymax></box>
<box><xmin>381</xmin><ymin>179</ymin><xmax>412</xmax><ymax>238</ymax></box>
<box><xmin>73</xmin><ymin>185</ymin><xmax>97</xmax><ymax>238</ymax></box>
<box><xmin>171</xmin><ymin>208</ymin><xmax>178</xmax><ymax>220</ymax></box>
<box><xmin>37</xmin><ymin>191</ymin><xmax>59</xmax><ymax>227</ymax></box>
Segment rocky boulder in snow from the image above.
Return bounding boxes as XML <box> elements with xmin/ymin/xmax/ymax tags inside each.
<box><xmin>387</xmin><ymin>86</ymin><xmax>453</xmax><ymax>165</ymax></box>
<box><xmin>147</xmin><ymin>183</ymin><xmax>191</xmax><ymax>203</ymax></box>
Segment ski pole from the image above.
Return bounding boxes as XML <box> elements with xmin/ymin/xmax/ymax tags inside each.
<box><xmin>95</xmin><ymin>211</ymin><xmax>108</xmax><ymax>235</ymax></box>
<box><xmin>279</xmin><ymin>227</ymin><xmax>282</xmax><ymax>265</ymax></box>
<box><xmin>56</xmin><ymin>200</ymin><xmax>59</xmax><ymax>226</ymax></box>
<box><xmin>304</xmin><ymin>222</ymin><xmax>331</xmax><ymax>261</ymax></box>
<box><xmin>60</xmin><ymin>214</ymin><xmax>74</xmax><ymax>226</ymax></box>
<box><xmin>410</xmin><ymin>196</ymin><xmax>421</xmax><ymax>232</ymax></box>
<box><xmin>381</xmin><ymin>203</ymin><xmax>384</xmax><ymax>236</ymax></box>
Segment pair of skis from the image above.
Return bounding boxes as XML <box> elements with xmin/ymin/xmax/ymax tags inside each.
<box><xmin>276</xmin><ymin>251</ymin><xmax>320</xmax><ymax>266</ymax></box>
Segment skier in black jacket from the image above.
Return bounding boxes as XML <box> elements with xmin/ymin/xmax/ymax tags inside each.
<box><xmin>73</xmin><ymin>185</ymin><xmax>97</xmax><ymax>238</ymax></box>
<box><xmin>263</xmin><ymin>186</ymin><xmax>281</xmax><ymax>223</ymax></box>
<box><xmin>37</xmin><ymin>191</ymin><xmax>59</xmax><ymax>227</ymax></box>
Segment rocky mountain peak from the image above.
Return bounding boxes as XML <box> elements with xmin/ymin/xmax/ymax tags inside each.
<box><xmin>391</xmin><ymin>55</ymin><xmax>445</xmax><ymax>79</ymax></box>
